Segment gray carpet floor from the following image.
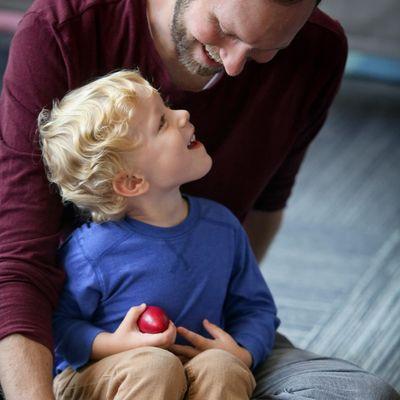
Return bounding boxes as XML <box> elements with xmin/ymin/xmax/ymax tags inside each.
<box><xmin>321</xmin><ymin>0</ymin><xmax>400</xmax><ymax>59</ymax></box>
<box><xmin>261</xmin><ymin>77</ymin><xmax>400</xmax><ymax>391</ymax></box>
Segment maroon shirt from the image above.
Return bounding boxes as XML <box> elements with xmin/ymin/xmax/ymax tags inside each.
<box><xmin>0</xmin><ymin>0</ymin><xmax>347</xmax><ymax>350</ymax></box>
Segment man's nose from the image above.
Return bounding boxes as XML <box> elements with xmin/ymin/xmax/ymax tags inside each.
<box><xmin>219</xmin><ymin>42</ymin><xmax>248</xmax><ymax>77</ymax></box>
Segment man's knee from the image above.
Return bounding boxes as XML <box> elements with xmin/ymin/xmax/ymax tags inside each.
<box><xmin>356</xmin><ymin>373</ymin><xmax>399</xmax><ymax>400</ymax></box>
<box><xmin>272</xmin><ymin>370</ymin><xmax>399</xmax><ymax>400</ymax></box>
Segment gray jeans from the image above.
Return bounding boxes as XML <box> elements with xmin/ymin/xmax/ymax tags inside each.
<box><xmin>251</xmin><ymin>333</ymin><xmax>400</xmax><ymax>400</ymax></box>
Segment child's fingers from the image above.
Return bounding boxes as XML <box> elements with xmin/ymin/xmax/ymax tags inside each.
<box><xmin>163</xmin><ymin>320</ymin><xmax>177</xmax><ymax>344</ymax></box>
<box><xmin>142</xmin><ymin>321</ymin><xmax>176</xmax><ymax>348</ymax></box>
<box><xmin>202</xmin><ymin>319</ymin><xmax>226</xmax><ymax>340</ymax></box>
<box><xmin>169</xmin><ymin>344</ymin><xmax>199</xmax><ymax>359</ymax></box>
<box><xmin>177</xmin><ymin>326</ymin><xmax>211</xmax><ymax>350</ymax></box>
<box><xmin>120</xmin><ymin>303</ymin><xmax>147</xmax><ymax>330</ymax></box>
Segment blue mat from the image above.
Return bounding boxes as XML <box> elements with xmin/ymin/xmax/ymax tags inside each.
<box><xmin>346</xmin><ymin>51</ymin><xmax>400</xmax><ymax>84</ymax></box>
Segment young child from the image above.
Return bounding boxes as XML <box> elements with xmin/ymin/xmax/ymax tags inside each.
<box><xmin>39</xmin><ymin>70</ymin><xmax>280</xmax><ymax>400</ymax></box>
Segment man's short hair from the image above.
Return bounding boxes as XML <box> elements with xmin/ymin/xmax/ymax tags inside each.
<box><xmin>38</xmin><ymin>70</ymin><xmax>156</xmax><ymax>223</ymax></box>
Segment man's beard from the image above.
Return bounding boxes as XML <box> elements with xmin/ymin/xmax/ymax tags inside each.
<box><xmin>171</xmin><ymin>0</ymin><xmax>223</xmax><ymax>77</ymax></box>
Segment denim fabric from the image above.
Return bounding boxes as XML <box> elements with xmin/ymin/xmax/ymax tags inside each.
<box><xmin>251</xmin><ymin>333</ymin><xmax>400</xmax><ymax>400</ymax></box>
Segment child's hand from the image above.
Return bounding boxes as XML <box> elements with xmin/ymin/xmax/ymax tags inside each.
<box><xmin>169</xmin><ymin>319</ymin><xmax>252</xmax><ymax>368</ymax></box>
<box><xmin>91</xmin><ymin>304</ymin><xmax>177</xmax><ymax>360</ymax></box>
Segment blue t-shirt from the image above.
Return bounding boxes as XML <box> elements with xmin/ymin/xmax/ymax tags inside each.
<box><xmin>53</xmin><ymin>196</ymin><xmax>280</xmax><ymax>373</ymax></box>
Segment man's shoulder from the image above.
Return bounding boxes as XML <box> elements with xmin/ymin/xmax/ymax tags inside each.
<box><xmin>22</xmin><ymin>0</ymin><xmax>140</xmax><ymax>28</ymax></box>
<box><xmin>304</xmin><ymin>8</ymin><xmax>347</xmax><ymax>56</ymax></box>
<box><xmin>307</xmin><ymin>8</ymin><xmax>346</xmax><ymax>43</ymax></box>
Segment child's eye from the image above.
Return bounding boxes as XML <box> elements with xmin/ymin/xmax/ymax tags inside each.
<box><xmin>159</xmin><ymin>114</ymin><xmax>167</xmax><ymax>131</ymax></box>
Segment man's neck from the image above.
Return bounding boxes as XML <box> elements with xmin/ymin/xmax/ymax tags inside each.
<box><xmin>146</xmin><ymin>0</ymin><xmax>213</xmax><ymax>92</ymax></box>
<box><xmin>126</xmin><ymin>189</ymin><xmax>189</xmax><ymax>228</ymax></box>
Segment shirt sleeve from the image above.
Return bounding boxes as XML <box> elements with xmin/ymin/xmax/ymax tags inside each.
<box><xmin>224</xmin><ymin>222</ymin><xmax>280</xmax><ymax>370</ymax></box>
<box><xmin>53</xmin><ymin>235</ymin><xmax>104</xmax><ymax>371</ymax></box>
<box><xmin>0</xmin><ymin>13</ymin><xmax>69</xmax><ymax>350</ymax></box>
<box><xmin>254</xmin><ymin>33</ymin><xmax>348</xmax><ymax>212</ymax></box>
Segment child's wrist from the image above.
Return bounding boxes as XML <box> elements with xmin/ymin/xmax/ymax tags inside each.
<box><xmin>92</xmin><ymin>331</ymin><xmax>120</xmax><ymax>360</ymax></box>
<box><xmin>236</xmin><ymin>346</ymin><xmax>253</xmax><ymax>368</ymax></box>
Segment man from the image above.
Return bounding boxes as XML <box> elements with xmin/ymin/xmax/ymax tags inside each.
<box><xmin>0</xmin><ymin>0</ymin><xmax>398</xmax><ymax>399</ymax></box>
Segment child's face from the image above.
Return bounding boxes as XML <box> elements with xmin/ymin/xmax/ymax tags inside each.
<box><xmin>125</xmin><ymin>91</ymin><xmax>212</xmax><ymax>191</ymax></box>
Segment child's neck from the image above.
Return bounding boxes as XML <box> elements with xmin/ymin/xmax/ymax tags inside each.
<box><xmin>125</xmin><ymin>189</ymin><xmax>189</xmax><ymax>228</ymax></box>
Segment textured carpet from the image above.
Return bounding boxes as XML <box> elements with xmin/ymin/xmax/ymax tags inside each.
<box><xmin>321</xmin><ymin>0</ymin><xmax>400</xmax><ymax>59</ymax></box>
<box><xmin>261</xmin><ymin>77</ymin><xmax>400</xmax><ymax>391</ymax></box>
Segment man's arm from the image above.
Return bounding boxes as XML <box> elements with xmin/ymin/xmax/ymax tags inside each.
<box><xmin>0</xmin><ymin>12</ymin><xmax>69</xmax><ymax>399</ymax></box>
<box><xmin>243</xmin><ymin>24</ymin><xmax>347</xmax><ymax>265</ymax></box>
<box><xmin>243</xmin><ymin>209</ymin><xmax>284</xmax><ymax>263</ymax></box>
<box><xmin>0</xmin><ymin>335</ymin><xmax>54</xmax><ymax>400</ymax></box>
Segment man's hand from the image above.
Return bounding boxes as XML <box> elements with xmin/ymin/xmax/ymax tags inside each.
<box><xmin>91</xmin><ymin>304</ymin><xmax>177</xmax><ymax>360</ymax></box>
<box><xmin>0</xmin><ymin>334</ymin><xmax>55</xmax><ymax>400</ymax></box>
<box><xmin>169</xmin><ymin>319</ymin><xmax>252</xmax><ymax>368</ymax></box>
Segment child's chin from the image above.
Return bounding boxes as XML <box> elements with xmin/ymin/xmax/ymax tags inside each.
<box><xmin>198</xmin><ymin>157</ymin><xmax>213</xmax><ymax>179</ymax></box>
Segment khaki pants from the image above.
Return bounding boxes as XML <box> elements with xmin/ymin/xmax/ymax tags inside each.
<box><xmin>53</xmin><ymin>347</ymin><xmax>256</xmax><ymax>400</ymax></box>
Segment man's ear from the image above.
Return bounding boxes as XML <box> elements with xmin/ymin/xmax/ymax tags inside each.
<box><xmin>112</xmin><ymin>171</ymin><xmax>149</xmax><ymax>197</ymax></box>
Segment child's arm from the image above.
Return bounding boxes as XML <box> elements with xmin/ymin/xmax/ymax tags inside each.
<box><xmin>170</xmin><ymin>220</ymin><xmax>278</xmax><ymax>370</ymax></box>
<box><xmin>91</xmin><ymin>304</ymin><xmax>176</xmax><ymax>360</ymax></box>
<box><xmin>53</xmin><ymin>235</ymin><xmax>176</xmax><ymax>371</ymax></box>
<box><xmin>52</xmin><ymin>239</ymin><xmax>105</xmax><ymax>371</ymax></box>
<box><xmin>222</xmin><ymin>223</ymin><xmax>280</xmax><ymax>369</ymax></box>
<box><xmin>55</xmin><ymin>292</ymin><xmax>176</xmax><ymax>370</ymax></box>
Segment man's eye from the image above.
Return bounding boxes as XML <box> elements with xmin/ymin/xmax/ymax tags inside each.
<box><xmin>159</xmin><ymin>115</ymin><xmax>166</xmax><ymax>131</ymax></box>
<box><xmin>218</xmin><ymin>22</ymin><xmax>239</xmax><ymax>42</ymax></box>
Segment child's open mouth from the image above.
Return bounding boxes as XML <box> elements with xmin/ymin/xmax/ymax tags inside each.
<box><xmin>187</xmin><ymin>133</ymin><xmax>201</xmax><ymax>149</ymax></box>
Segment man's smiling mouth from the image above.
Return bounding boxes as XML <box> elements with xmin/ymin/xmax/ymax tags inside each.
<box><xmin>202</xmin><ymin>44</ymin><xmax>222</xmax><ymax>64</ymax></box>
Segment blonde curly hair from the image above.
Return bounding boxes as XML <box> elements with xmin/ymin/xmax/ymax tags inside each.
<box><xmin>38</xmin><ymin>70</ymin><xmax>156</xmax><ymax>223</ymax></box>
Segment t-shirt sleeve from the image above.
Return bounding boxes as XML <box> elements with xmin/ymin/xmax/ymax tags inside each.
<box><xmin>0</xmin><ymin>13</ymin><xmax>69</xmax><ymax>350</ymax></box>
<box><xmin>254</xmin><ymin>35</ymin><xmax>348</xmax><ymax>212</ymax></box>
<box><xmin>253</xmin><ymin>109</ymin><xmax>328</xmax><ymax>212</ymax></box>
<box><xmin>53</xmin><ymin>235</ymin><xmax>104</xmax><ymax>371</ymax></box>
<box><xmin>224</xmin><ymin>222</ymin><xmax>280</xmax><ymax>369</ymax></box>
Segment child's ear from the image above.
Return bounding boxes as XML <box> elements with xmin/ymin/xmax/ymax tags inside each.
<box><xmin>113</xmin><ymin>171</ymin><xmax>149</xmax><ymax>197</ymax></box>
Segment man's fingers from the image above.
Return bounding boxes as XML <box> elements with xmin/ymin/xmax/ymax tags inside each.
<box><xmin>202</xmin><ymin>319</ymin><xmax>225</xmax><ymax>340</ymax></box>
<box><xmin>177</xmin><ymin>326</ymin><xmax>211</xmax><ymax>350</ymax></box>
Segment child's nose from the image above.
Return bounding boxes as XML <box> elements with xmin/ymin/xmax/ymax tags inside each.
<box><xmin>177</xmin><ymin>110</ymin><xmax>190</xmax><ymax>129</ymax></box>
